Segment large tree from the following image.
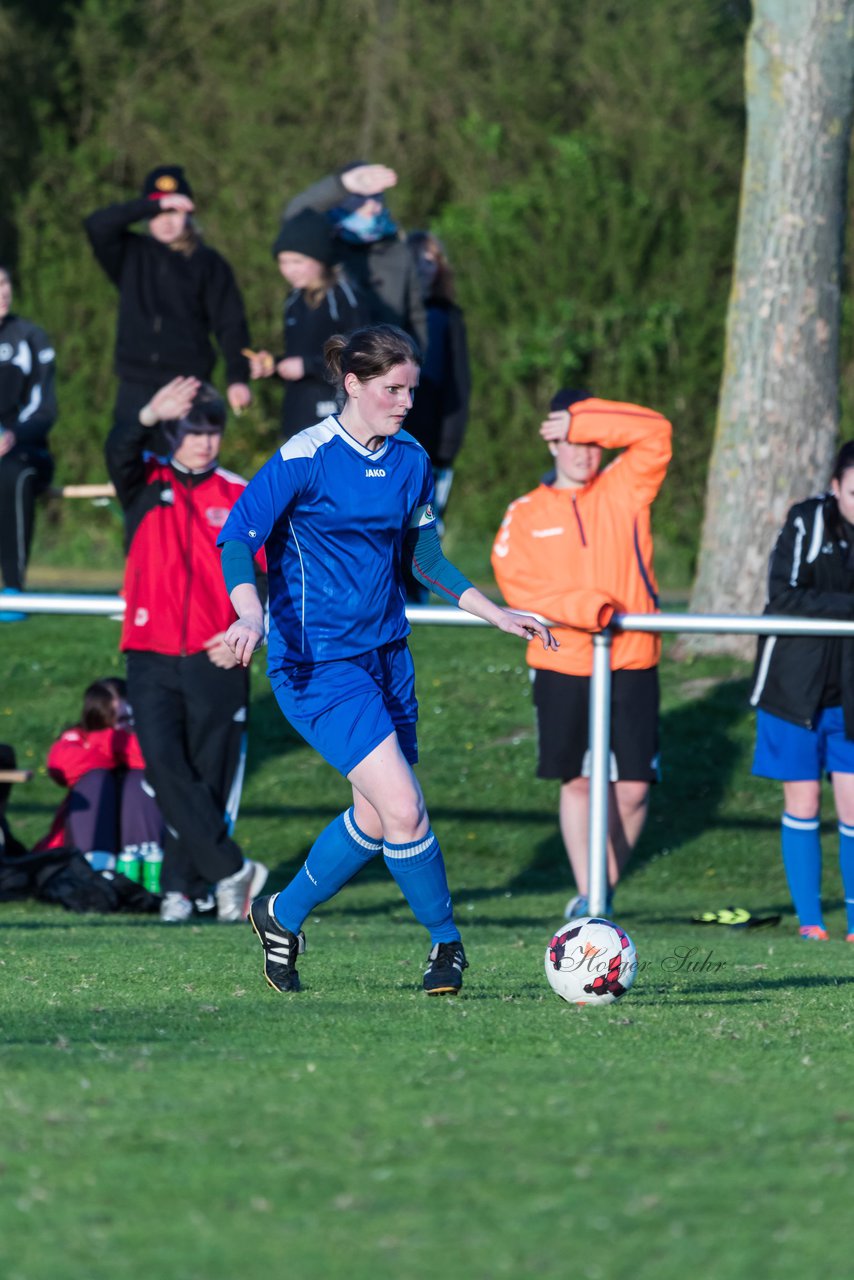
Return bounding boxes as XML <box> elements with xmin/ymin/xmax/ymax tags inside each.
<box><xmin>689</xmin><ymin>0</ymin><xmax>854</xmax><ymax>652</ymax></box>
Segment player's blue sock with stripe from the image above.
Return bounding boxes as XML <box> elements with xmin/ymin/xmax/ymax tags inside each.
<box><xmin>781</xmin><ymin>813</ymin><xmax>824</xmax><ymax>928</ymax></box>
<box><xmin>838</xmin><ymin>821</ymin><xmax>854</xmax><ymax>935</ymax></box>
<box><xmin>273</xmin><ymin>808</ymin><xmax>381</xmax><ymax>934</ymax></box>
<box><xmin>384</xmin><ymin>829</ymin><xmax>461</xmax><ymax>944</ymax></box>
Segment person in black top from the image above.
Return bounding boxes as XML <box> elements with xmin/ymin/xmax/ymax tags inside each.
<box><xmin>246</xmin><ymin>209</ymin><xmax>368</xmax><ymax>439</ymax></box>
<box><xmin>0</xmin><ymin>265</ymin><xmax>57</xmax><ymax>617</ymax></box>
<box><xmin>402</xmin><ymin>231</ymin><xmax>471</xmax><ymax>602</ymax></box>
<box><xmin>84</xmin><ymin>165</ymin><xmax>252</xmax><ymax>445</ymax></box>
<box><xmin>750</xmin><ymin>440</ymin><xmax>854</xmax><ymax>942</ymax></box>
<box><xmin>405</xmin><ymin>231</ymin><xmax>470</xmax><ymax>524</ymax></box>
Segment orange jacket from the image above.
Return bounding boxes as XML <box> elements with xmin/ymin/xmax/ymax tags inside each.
<box><xmin>491</xmin><ymin>398</ymin><xmax>672</xmax><ymax>676</ymax></box>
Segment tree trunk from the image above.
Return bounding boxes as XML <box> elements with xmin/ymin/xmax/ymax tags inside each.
<box><xmin>688</xmin><ymin>0</ymin><xmax>854</xmax><ymax>656</ymax></box>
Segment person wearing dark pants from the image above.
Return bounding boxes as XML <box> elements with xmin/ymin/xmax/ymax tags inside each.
<box><xmin>106</xmin><ymin>375</ymin><xmax>267</xmax><ymax>923</ymax></box>
<box><xmin>0</xmin><ymin>265</ymin><xmax>57</xmax><ymax>618</ymax></box>
<box><xmin>38</xmin><ymin>675</ymin><xmax>163</xmax><ymax>866</ymax></box>
<box><xmin>126</xmin><ymin>651</ymin><xmax>247</xmax><ymax>899</ymax></box>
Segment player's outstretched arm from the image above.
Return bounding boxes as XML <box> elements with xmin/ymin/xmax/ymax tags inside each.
<box><xmin>458</xmin><ymin>586</ymin><xmax>558</xmax><ymax>651</ymax></box>
<box><xmin>225</xmin><ymin>583</ymin><xmax>266</xmax><ymax>667</ymax></box>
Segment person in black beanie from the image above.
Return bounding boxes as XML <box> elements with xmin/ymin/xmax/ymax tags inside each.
<box><xmin>281</xmin><ymin>162</ymin><xmax>426</xmax><ymax>355</ymax></box>
<box><xmin>84</xmin><ymin>164</ymin><xmax>252</xmax><ymax>450</ymax></box>
<box><xmin>246</xmin><ymin>208</ymin><xmax>368</xmax><ymax>439</ymax></box>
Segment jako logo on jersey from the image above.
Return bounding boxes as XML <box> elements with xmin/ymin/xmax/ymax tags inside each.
<box><xmin>205</xmin><ymin>507</ymin><xmax>230</xmax><ymax>528</ymax></box>
<box><xmin>365</xmin><ymin>468</ymin><xmax>386</xmax><ymax>477</ymax></box>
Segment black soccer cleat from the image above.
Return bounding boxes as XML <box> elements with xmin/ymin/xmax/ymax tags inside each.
<box><xmin>248</xmin><ymin>894</ymin><xmax>305</xmax><ymax>993</ymax></box>
<box><xmin>423</xmin><ymin>940</ymin><xmax>468</xmax><ymax>995</ymax></box>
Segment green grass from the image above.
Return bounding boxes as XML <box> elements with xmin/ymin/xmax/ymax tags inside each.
<box><xmin>2</xmin><ymin>617</ymin><xmax>853</xmax><ymax>1280</ymax></box>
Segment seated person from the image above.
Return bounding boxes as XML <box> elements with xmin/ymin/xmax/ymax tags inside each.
<box><xmin>36</xmin><ymin>678</ymin><xmax>164</xmax><ymax>881</ymax></box>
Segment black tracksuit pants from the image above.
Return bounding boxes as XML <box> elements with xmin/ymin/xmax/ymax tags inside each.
<box><xmin>126</xmin><ymin>650</ymin><xmax>247</xmax><ymax>898</ymax></box>
<box><xmin>0</xmin><ymin>446</ymin><xmax>54</xmax><ymax>590</ymax></box>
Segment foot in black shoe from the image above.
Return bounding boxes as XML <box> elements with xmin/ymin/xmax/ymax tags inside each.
<box><xmin>423</xmin><ymin>940</ymin><xmax>468</xmax><ymax>995</ymax></box>
<box><xmin>248</xmin><ymin>894</ymin><xmax>305</xmax><ymax>992</ymax></box>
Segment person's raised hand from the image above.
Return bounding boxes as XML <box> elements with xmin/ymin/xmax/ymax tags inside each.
<box><xmin>157</xmin><ymin>193</ymin><xmax>195</xmax><ymax>214</ymax></box>
<box><xmin>340</xmin><ymin>164</ymin><xmax>397</xmax><ymax>197</ymax></box>
<box><xmin>0</xmin><ymin>428</ymin><xmax>17</xmax><ymax>457</ymax></box>
<box><xmin>144</xmin><ymin>377</ymin><xmax>201</xmax><ymax>425</ymax></box>
<box><xmin>539</xmin><ymin>410</ymin><xmax>572</xmax><ymax>442</ymax></box>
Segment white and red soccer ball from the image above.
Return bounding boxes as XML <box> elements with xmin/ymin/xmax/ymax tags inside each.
<box><xmin>545</xmin><ymin>917</ymin><xmax>638</xmax><ymax>1005</ymax></box>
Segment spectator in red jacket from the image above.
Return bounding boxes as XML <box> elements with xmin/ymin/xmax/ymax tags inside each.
<box><xmin>105</xmin><ymin>377</ymin><xmax>268</xmax><ymax>923</ymax></box>
<box><xmin>37</xmin><ymin>677</ymin><xmax>163</xmax><ymax>865</ymax></box>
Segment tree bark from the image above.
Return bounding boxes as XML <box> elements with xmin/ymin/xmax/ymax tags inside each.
<box><xmin>688</xmin><ymin>0</ymin><xmax>854</xmax><ymax>655</ymax></box>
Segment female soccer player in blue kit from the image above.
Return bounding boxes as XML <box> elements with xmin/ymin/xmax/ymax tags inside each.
<box><xmin>219</xmin><ymin>323</ymin><xmax>556</xmax><ymax>995</ymax></box>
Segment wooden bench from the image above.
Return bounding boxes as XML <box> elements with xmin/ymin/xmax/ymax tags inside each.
<box><xmin>0</xmin><ymin>770</ymin><xmax>34</xmax><ymax>785</ymax></box>
<box><xmin>47</xmin><ymin>484</ymin><xmax>116</xmax><ymax>501</ymax></box>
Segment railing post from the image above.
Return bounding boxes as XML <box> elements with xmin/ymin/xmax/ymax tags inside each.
<box><xmin>587</xmin><ymin>629</ymin><xmax>613</xmax><ymax>918</ymax></box>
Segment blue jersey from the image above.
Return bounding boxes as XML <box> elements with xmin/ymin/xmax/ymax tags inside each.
<box><xmin>218</xmin><ymin>416</ymin><xmax>436</xmax><ymax>670</ymax></box>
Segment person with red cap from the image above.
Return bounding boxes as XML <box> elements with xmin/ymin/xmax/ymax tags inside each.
<box><xmin>84</xmin><ymin>165</ymin><xmax>252</xmax><ymax>448</ymax></box>
<box><xmin>491</xmin><ymin>389</ymin><xmax>672</xmax><ymax>919</ymax></box>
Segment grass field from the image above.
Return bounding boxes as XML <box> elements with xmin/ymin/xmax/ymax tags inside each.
<box><xmin>2</xmin><ymin>615</ymin><xmax>853</xmax><ymax>1280</ymax></box>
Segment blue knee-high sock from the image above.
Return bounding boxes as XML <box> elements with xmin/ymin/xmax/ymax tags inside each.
<box><xmin>274</xmin><ymin>808</ymin><xmax>382</xmax><ymax>934</ymax></box>
<box><xmin>383</xmin><ymin>828</ymin><xmax>460</xmax><ymax>945</ymax></box>
<box><xmin>838</xmin><ymin>822</ymin><xmax>854</xmax><ymax>935</ymax></box>
<box><xmin>781</xmin><ymin>813</ymin><xmax>823</xmax><ymax>929</ymax></box>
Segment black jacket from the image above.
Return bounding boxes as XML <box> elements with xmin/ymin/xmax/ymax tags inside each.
<box><xmin>84</xmin><ymin>198</ymin><xmax>250</xmax><ymax>386</ymax></box>
<box><xmin>404</xmin><ymin>298</ymin><xmax>470</xmax><ymax>466</ymax></box>
<box><xmin>750</xmin><ymin>494</ymin><xmax>854</xmax><ymax>735</ymax></box>
<box><xmin>278</xmin><ymin>278</ymin><xmax>368</xmax><ymax>437</ymax></box>
<box><xmin>0</xmin><ymin>313</ymin><xmax>57</xmax><ymax>448</ymax></box>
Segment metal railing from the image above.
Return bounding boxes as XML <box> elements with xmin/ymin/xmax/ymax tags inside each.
<box><xmin>586</xmin><ymin>613</ymin><xmax>854</xmax><ymax>917</ymax></box>
<box><xmin>11</xmin><ymin>594</ymin><xmax>854</xmax><ymax>918</ymax></box>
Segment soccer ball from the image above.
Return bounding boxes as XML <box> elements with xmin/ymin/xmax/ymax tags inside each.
<box><xmin>544</xmin><ymin>917</ymin><xmax>637</xmax><ymax>1005</ymax></box>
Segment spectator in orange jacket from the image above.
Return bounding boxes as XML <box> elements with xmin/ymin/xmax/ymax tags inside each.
<box><xmin>38</xmin><ymin>677</ymin><xmax>163</xmax><ymax>866</ymax></box>
<box><xmin>491</xmin><ymin>390</ymin><xmax>672</xmax><ymax>919</ymax></box>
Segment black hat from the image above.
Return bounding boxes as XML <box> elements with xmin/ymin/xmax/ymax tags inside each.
<box><xmin>272</xmin><ymin>209</ymin><xmax>336</xmax><ymax>266</ymax></box>
<box><xmin>142</xmin><ymin>165</ymin><xmax>193</xmax><ymax>201</ymax></box>
<box><xmin>550</xmin><ymin>388</ymin><xmax>592</xmax><ymax>413</ymax></box>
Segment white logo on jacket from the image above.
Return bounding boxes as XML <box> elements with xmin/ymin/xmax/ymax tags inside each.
<box><xmin>365</xmin><ymin>468</ymin><xmax>386</xmax><ymax>478</ymax></box>
<box><xmin>134</xmin><ymin>608</ymin><xmax>149</xmax><ymax>627</ymax></box>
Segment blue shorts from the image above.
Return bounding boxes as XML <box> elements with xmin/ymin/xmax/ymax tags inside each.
<box><xmin>752</xmin><ymin>706</ymin><xmax>854</xmax><ymax>780</ymax></box>
<box><xmin>271</xmin><ymin>639</ymin><xmax>418</xmax><ymax>777</ymax></box>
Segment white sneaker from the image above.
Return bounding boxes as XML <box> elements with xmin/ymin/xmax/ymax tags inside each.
<box><xmin>216</xmin><ymin>859</ymin><xmax>269</xmax><ymax>923</ymax></box>
<box><xmin>160</xmin><ymin>892</ymin><xmax>193</xmax><ymax>923</ymax></box>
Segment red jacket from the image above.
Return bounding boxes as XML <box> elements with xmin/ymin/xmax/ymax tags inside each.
<box><xmin>491</xmin><ymin>399</ymin><xmax>672</xmax><ymax>676</ymax></box>
<box><xmin>118</xmin><ymin>457</ymin><xmax>256</xmax><ymax>655</ymax></box>
<box><xmin>36</xmin><ymin>725</ymin><xmax>147</xmax><ymax>851</ymax></box>
<box><xmin>106</xmin><ymin>416</ymin><xmax>265</xmax><ymax>656</ymax></box>
<box><xmin>47</xmin><ymin>725</ymin><xmax>146</xmax><ymax>787</ymax></box>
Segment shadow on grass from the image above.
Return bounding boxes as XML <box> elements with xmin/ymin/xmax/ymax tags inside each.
<box><xmin>498</xmin><ymin>672</ymin><xmax>758</xmax><ymax>900</ymax></box>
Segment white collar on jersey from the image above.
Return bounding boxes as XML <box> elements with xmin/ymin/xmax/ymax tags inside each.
<box><xmin>279</xmin><ymin>415</ymin><xmax>391</xmax><ymax>463</ymax></box>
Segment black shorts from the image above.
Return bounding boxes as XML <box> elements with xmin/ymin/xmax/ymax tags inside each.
<box><xmin>533</xmin><ymin>667</ymin><xmax>660</xmax><ymax>783</ymax></box>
